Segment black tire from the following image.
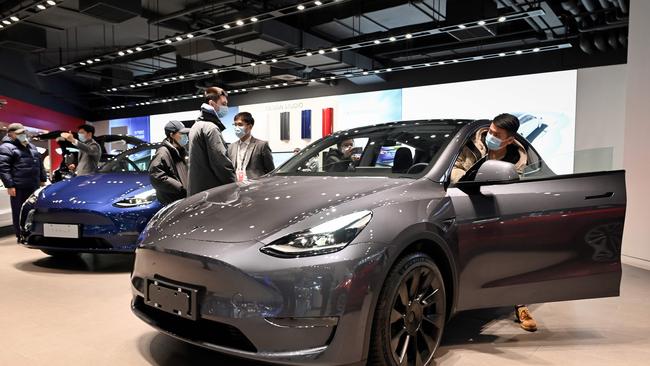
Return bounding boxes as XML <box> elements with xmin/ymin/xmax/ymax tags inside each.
<box><xmin>369</xmin><ymin>253</ymin><xmax>446</xmax><ymax>366</ymax></box>
<box><xmin>41</xmin><ymin>249</ymin><xmax>78</xmax><ymax>258</ymax></box>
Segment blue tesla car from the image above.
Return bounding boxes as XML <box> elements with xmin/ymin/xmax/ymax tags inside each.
<box><xmin>20</xmin><ymin>143</ymin><xmax>163</xmax><ymax>256</ymax></box>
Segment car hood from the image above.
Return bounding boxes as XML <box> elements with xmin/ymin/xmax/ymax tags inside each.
<box><xmin>39</xmin><ymin>173</ymin><xmax>151</xmax><ymax>206</ymax></box>
<box><xmin>151</xmin><ymin>175</ymin><xmax>411</xmax><ymax>243</ymax></box>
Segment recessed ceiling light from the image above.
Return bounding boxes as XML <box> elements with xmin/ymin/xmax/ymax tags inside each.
<box><xmin>37</xmin><ymin>4</ymin><xmax>46</xmax><ymax>10</ymax></box>
<box><xmin>314</xmin><ymin>1</ymin><xmax>322</xmax><ymax>5</ymax></box>
<box><xmin>10</xmin><ymin>16</ymin><xmax>19</xmax><ymax>22</ymax></box>
<box><xmin>318</xmin><ymin>49</ymin><xmax>325</xmax><ymax>54</ymax></box>
<box><xmin>266</xmin><ymin>85</ymin><xmax>271</xmax><ymax>88</ymax></box>
<box><xmin>452</xmin><ymin>59</ymin><xmax>459</xmax><ymax>63</ymax></box>
<box><xmin>320</xmin><ymin>77</ymin><xmax>326</xmax><ymax>81</ymax></box>
<box><xmin>374</xmin><ymin>70</ymin><xmax>380</xmax><ymax>74</ymax></box>
<box><xmin>310</xmin><ymin>79</ymin><xmax>316</xmax><ymax>82</ymax></box>
<box><xmin>2</xmin><ymin>20</ymin><xmax>11</xmax><ymax>25</ymax></box>
<box><xmin>0</xmin><ymin>24</ymin><xmax>4</xmax><ymax>28</ymax></box>
<box><xmin>212</xmin><ymin>69</ymin><xmax>218</xmax><ymax>73</ymax></box>
<box><xmin>223</xmin><ymin>24</ymin><xmax>231</xmax><ymax>29</ymax></box>
<box><xmin>94</xmin><ymin>58</ymin><xmax>100</xmax><ymax>62</ymax></box>
<box><xmin>331</xmin><ymin>47</ymin><xmax>338</xmax><ymax>52</ymax></box>
<box><xmin>405</xmin><ymin>33</ymin><xmax>413</xmax><ymax>39</ymax></box>
<box><xmin>47</xmin><ymin>1</ymin><xmax>56</xmax><ymax>5</ymax></box>
<box><xmin>389</xmin><ymin>37</ymin><xmax>396</xmax><ymax>42</ymax></box>
<box><xmin>175</xmin><ymin>36</ymin><xmax>182</xmax><ymax>41</ymax></box>
<box><xmin>297</xmin><ymin>5</ymin><xmax>305</xmax><ymax>10</ymax></box>
<box><xmin>477</xmin><ymin>20</ymin><xmax>486</xmax><ymax>26</ymax></box>
<box><xmin>186</xmin><ymin>34</ymin><xmax>194</xmax><ymax>38</ymax></box>
<box><xmin>533</xmin><ymin>47</ymin><xmax>540</xmax><ymax>52</ymax></box>
<box><xmin>250</xmin><ymin>62</ymin><xmax>257</xmax><ymax>66</ymax></box>
<box><xmin>374</xmin><ymin>40</ymin><xmax>381</xmax><ymax>44</ymax></box>
<box><xmin>241</xmin><ymin>88</ymin><xmax>247</xmax><ymax>92</ymax></box>
<box><xmin>126</xmin><ymin>49</ymin><xmax>133</xmax><ymax>54</ymax></box>
<box><xmin>273</xmin><ymin>84</ymin><xmax>279</xmax><ymax>87</ymax></box>
<box><xmin>204</xmin><ymin>71</ymin><xmax>209</xmax><ymax>75</ymax></box>
<box><xmin>58</xmin><ymin>67</ymin><xmax>66</xmax><ymax>71</ymax></box>
<box><xmin>362</xmin><ymin>71</ymin><xmax>369</xmax><ymax>75</ymax></box>
<box><xmin>386</xmin><ymin>68</ymin><xmax>392</xmax><ymax>71</ymax></box>
<box><xmin>271</xmin><ymin>58</ymin><xmax>278</xmax><ymax>62</ymax></box>
<box><xmin>261</xmin><ymin>61</ymin><xmax>267</xmax><ymax>64</ymax></box>
<box><xmin>164</xmin><ymin>78</ymin><xmax>170</xmax><ymax>82</ymax></box>
<box><xmin>438</xmin><ymin>61</ymin><xmax>445</xmax><ymax>65</ymax></box>
<box><xmin>498</xmin><ymin>52</ymin><xmax>506</xmax><ymax>56</ymax></box>
<box><xmin>498</xmin><ymin>16</ymin><xmax>507</xmax><ymax>22</ymax></box>
<box><xmin>306</xmin><ymin>52</ymin><xmax>313</xmax><ymax>56</ymax></box>
<box><xmin>424</xmin><ymin>63</ymin><xmax>431</xmax><ymax>66</ymax></box>
<box><xmin>515</xmin><ymin>50</ymin><xmax>523</xmax><ymax>54</ymax></box>
<box><xmin>118</xmin><ymin>51</ymin><xmax>125</xmax><ymax>56</ymax></box>
<box><xmin>130</xmin><ymin>85</ymin><xmax>135</xmax><ymax>88</ymax></box>
<box><xmin>111</xmin><ymin>88</ymin><xmax>117</xmax><ymax>91</ymax></box>
<box><xmin>143</xmin><ymin>82</ymin><xmax>149</xmax><ymax>85</ymax></box>
<box><xmin>458</xmin><ymin>24</ymin><xmax>466</xmax><ymax>29</ymax></box>
<box><xmin>236</xmin><ymin>20</ymin><xmax>244</xmax><ymax>26</ymax></box>
<box><xmin>165</xmin><ymin>39</ymin><xmax>172</xmax><ymax>44</ymax></box>
<box><xmin>135</xmin><ymin>47</ymin><xmax>142</xmax><ymax>51</ymax></box>
<box><xmin>178</xmin><ymin>76</ymin><xmax>184</xmax><ymax>79</ymax></box>
<box><xmin>250</xmin><ymin>17</ymin><xmax>258</xmax><ymax>22</ymax></box>
<box><xmin>136</xmin><ymin>83</ymin><xmax>142</xmax><ymax>87</ymax></box>
<box><xmin>86</xmin><ymin>60</ymin><xmax>93</xmax><ymax>64</ymax></box>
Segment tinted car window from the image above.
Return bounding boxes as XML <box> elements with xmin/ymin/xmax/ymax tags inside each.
<box><xmin>277</xmin><ymin>123</ymin><xmax>460</xmax><ymax>177</ymax></box>
<box><xmin>99</xmin><ymin>146</ymin><xmax>157</xmax><ymax>173</ymax></box>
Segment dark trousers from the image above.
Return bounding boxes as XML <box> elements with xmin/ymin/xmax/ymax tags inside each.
<box><xmin>10</xmin><ymin>186</ymin><xmax>37</xmax><ymax>238</ymax></box>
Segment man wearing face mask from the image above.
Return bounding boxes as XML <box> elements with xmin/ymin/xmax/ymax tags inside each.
<box><xmin>451</xmin><ymin>113</ymin><xmax>536</xmax><ymax>332</ymax></box>
<box><xmin>0</xmin><ymin>123</ymin><xmax>47</xmax><ymax>240</ymax></box>
<box><xmin>226</xmin><ymin>112</ymin><xmax>274</xmax><ymax>181</ymax></box>
<box><xmin>451</xmin><ymin>113</ymin><xmax>527</xmax><ymax>184</ymax></box>
<box><xmin>187</xmin><ymin>86</ymin><xmax>236</xmax><ymax>195</ymax></box>
<box><xmin>149</xmin><ymin>120</ymin><xmax>190</xmax><ymax>205</ymax></box>
<box><xmin>60</xmin><ymin>124</ymin><xmax>101</xmax><ymax>176</ymax></box>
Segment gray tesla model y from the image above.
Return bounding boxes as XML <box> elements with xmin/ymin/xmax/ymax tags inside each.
<box><xmin>130</xmin><ymin>119</ymin><xmax>626</xmax><ymax>366</ymax></box>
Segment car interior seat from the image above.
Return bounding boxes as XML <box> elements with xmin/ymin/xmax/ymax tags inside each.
<box><xmin>392</xmin><ymin>147</ymin><xmax>413</xmax><ymax>174</ymax></box>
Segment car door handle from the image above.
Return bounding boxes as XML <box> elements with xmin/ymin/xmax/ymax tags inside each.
<box><xmin>585</xmin><ymin>192</ymin><xmax>614</xmax><ymax>200</ymax></box>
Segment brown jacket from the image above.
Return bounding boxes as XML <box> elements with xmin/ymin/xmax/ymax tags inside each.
<box><xmin>451</xmin><ymin>127</ymin><xmax>528</xmax><ymax>183</ymax></box>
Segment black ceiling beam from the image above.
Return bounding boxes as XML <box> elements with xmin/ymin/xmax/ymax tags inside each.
<box><xmin>148</xmin><ymin>0</ymin><xmax>239</xmax><ymax>24</ymax></box>
<box><xmin>280</xmin><ymin>0</ymin><xmax>410</xmax><ymax>28</ymax></box>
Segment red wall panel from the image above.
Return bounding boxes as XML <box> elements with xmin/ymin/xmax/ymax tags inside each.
<box><xmin>322</xmin><ymin>107</ymin><xmax>333</xmax><ymax>137</ymax></box>
<box><xmin>0</xmin><ymin>95</ymin><xmax>84</xmax><ymax>172</ymax></box>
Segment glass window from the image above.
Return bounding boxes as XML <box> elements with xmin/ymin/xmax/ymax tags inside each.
<box><xmin>99</xmin><ymin>146</ymin><xmax>157</xmax><ymax>173</ymax></box>
<box><xmin>276</xmin><ymin>123</ymin><xmax>461</xmax><ymax>177</ymax></box>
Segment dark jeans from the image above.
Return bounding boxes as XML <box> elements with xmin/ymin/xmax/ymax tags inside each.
<box><xmin>10</xmin><ymin>186</ymin><xmax>37</xmax><ymax>238</ymax></box>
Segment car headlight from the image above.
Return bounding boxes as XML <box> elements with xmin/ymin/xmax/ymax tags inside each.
<box><xmin>114</xmin><ymin>189</ymin><xmax>157</xmax><ymax>208</ymax></box>
<box><xmin>26</xmin><ymin>186</ymin><xmax>46</xmax><ymax>205</ymax></box>
<box><xmin>260</xmin><ymin>210</ymin><xmax>372</xmax><ymax>258</ymax></box>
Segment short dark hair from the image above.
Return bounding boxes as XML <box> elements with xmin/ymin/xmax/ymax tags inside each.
<box><xmin>78</xmin><ymin>124</ymin><xmax>95</xmax><ymax>135</ymax></box>
<box><xmin>204</xmin><ymin>86</ymin><xmax>227</xmax><ymax>103</ymax></box>
<box><xmin>491</xmin><ymin>113</ymin><xmax>520</xmax><ymax>136</ymax></box>
<box><xmin>234</xmin><ymin>112</ymin><xmax>254</xmax><ymax>126</ymax></box>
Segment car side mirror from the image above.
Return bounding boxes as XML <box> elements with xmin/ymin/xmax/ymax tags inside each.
<box><xmin>455</xmin><ymin>160</ymin><xmax>519</xmax><ymax>194</ymax></box>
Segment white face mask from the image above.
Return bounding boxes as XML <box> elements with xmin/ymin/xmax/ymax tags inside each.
<box><xmin>16</xmin><ymin>134</ymin><xmax>28</xmax><ymax>144</ymax></box>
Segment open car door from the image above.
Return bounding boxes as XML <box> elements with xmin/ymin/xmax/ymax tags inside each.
<box><xmin>448</xmin><ymin>142</ymin><xmax>626</xmax><ymax>311</ymax></box>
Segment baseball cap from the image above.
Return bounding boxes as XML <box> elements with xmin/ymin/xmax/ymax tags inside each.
<box><xmin>7</xmin><ymin>123</ymin><xmax>25</xmax><ymax>134</ymax></box>
<box><xmin>164</xmin><ymin>120</ymin><xmax>190</xmax><ymax>135</ymax></box>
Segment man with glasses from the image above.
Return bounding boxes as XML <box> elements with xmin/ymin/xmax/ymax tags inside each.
<box><xmin>226</xmin><ymin>112</ymin><xmax>274</xmax><ymax>181</ymax></box>
<box><xmin>187</xmin><ymin>86</ymin><xmax>236</xmax><ymax>195</ymax></box>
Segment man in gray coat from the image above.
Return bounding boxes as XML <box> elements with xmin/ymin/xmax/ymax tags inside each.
<box><xmin>187</xmin><ymin>86</ymin><xmax>236</xmax><ymax>196</ymax></box>
<box><xmin>61</xmin><ymin>124</ymin><xmax>101</xmax><ymax>175</ymax></box>
<box><xmin>227</xmin><ymin>112</ymin><xmax>275</xmax><ymax>181</ymax></box>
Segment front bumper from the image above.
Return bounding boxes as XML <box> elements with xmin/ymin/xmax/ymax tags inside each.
<box><xmin>130</xmin><ymin>239</ymin><xmax>389</xmax><ymax>365</ymax></box>
<box><xmin>21</xmin><ymin>207</ymin><xmax>153</xmax><ymax>253</ymax></box>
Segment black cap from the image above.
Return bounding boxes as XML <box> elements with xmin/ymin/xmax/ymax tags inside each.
<box><xmin>164</xmin><ymin>120</ymin><xmax>190</xmax><ymax>135</ymax></box>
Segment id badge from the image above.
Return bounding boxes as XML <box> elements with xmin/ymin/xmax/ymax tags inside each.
<box><xmin>236</xmin><ymin>169</ymin><xmax>246</xmax><ymax>182</ymax></box>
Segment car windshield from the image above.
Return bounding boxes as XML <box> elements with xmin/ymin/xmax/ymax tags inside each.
<box><xmin>99</xmin><ymin>146</ymin><xmax>157</xmax><ymax>173</ymax></box>
<box><xmin>276</xmin><ymin>121</ymin><xmax>463</xmax><ymax>177</ymax></box>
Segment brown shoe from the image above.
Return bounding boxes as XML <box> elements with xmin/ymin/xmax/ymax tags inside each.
<box><xmin>515</xmin><ymin>306</ymin><xmax>537</xmax><ymax>332</ymax></box>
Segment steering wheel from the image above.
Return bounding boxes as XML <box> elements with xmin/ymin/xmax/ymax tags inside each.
<box><xmin>405</xmin><ymin>163</ymin><xmax>429</xmax><ymax>175</ymax></box>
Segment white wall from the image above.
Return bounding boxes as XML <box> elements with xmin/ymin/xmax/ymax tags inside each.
<box><xmin>622</xmin><ymin>0</ymin><xmax>650</xmax><ymax>269</ymax></box>
<box><xmin>574</xmin><ymin>64</ymin><xmax>627</xmax><ymax>172</ymax></box>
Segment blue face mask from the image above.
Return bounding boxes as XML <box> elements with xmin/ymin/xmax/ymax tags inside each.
<box><xmin>179</xmin><ymin>134</ymin><xmax>189</xmax><ymax>146</ymax></box>
<box><xmin>216</xmin><ymin>105</ymin><xmax>229</xmax><ymax>119</ymax></box>
<box><xmin>78</xmin><ymin>133</ymin><xmax>88</xmax><ymax>143</ymax></box>
<box><xmin>485</xmin><ymin>132</ymin><xmax>503</xmax><ymax>151</ymax></box>
<box><xmin>234</xmin><ymin>126</ymin><xmax>247</xmax><ymax>139</ymax></box>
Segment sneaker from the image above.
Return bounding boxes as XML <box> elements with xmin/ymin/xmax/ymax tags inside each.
<box><xmin>515</xmin><ymin>306</ymin><xmax>537</xmax><ymax>332</ymax></box>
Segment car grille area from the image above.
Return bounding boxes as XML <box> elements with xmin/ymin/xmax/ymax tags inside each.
<box><xmin>133</xmin><ymin>296</ymin><xmax>257</xmax><ymax>353</ymax></box>
<box><xmin>27</xmin><ymin>235</ymin><xmax>113</xmax><ymax>250</ymax></box>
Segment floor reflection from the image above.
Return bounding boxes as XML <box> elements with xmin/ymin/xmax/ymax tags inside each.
<box><xmin>14</xmin><ymin>252</ymin><xmax>135</xmax><ymax>274</ymax></box>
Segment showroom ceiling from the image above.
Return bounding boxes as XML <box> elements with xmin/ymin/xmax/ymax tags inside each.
<box><xmin>0</xmin><ymin>0</ymin><xmax>630</xmax><ymax>114</ymax></box>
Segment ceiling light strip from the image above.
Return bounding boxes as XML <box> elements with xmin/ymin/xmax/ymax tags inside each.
<box><xmin>0</xmin><ymin>0</ymin><xmax>61</xmax><ymax>32</ymax></box>
<box><xmin>100</xmin><ymin>9</ymin><xmax>544</xmax><ymax>94</ymax></box>
<box><xmin>38</xmin><ymin>0</ymin><xmax>354</xmax><ymax>76</ymax></box>
<box><xmin>105</xmin><ymin>43</ymin><xmax>570</xmax><ymax>110</ymax></box>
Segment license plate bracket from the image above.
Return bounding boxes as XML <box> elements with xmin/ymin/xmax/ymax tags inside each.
<box><xmin>145</xmin><ymin>278</ymin><xmax>199</xmax><ymax>321</ymax></box>
<box><xmin>43</xmin><ymin>223</ymin><xmax>80</xmax><ymax>238</ymax></box>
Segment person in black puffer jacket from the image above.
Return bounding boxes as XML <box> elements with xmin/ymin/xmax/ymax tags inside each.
<box><xmin>149</xmin><ymin>120</ymin><xmax>189</xmax><ymax>205</ymax></box>
<box><xmin>0</xmin><ymin>123</ymin><xmax>47</xmax><ymax>239</ymax></box>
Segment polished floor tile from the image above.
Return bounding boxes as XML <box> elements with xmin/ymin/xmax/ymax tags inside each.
<box><xmin>1</xmin><ymin>235</ymin><xmax>648</xmax><ymax>365</ymax></box>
